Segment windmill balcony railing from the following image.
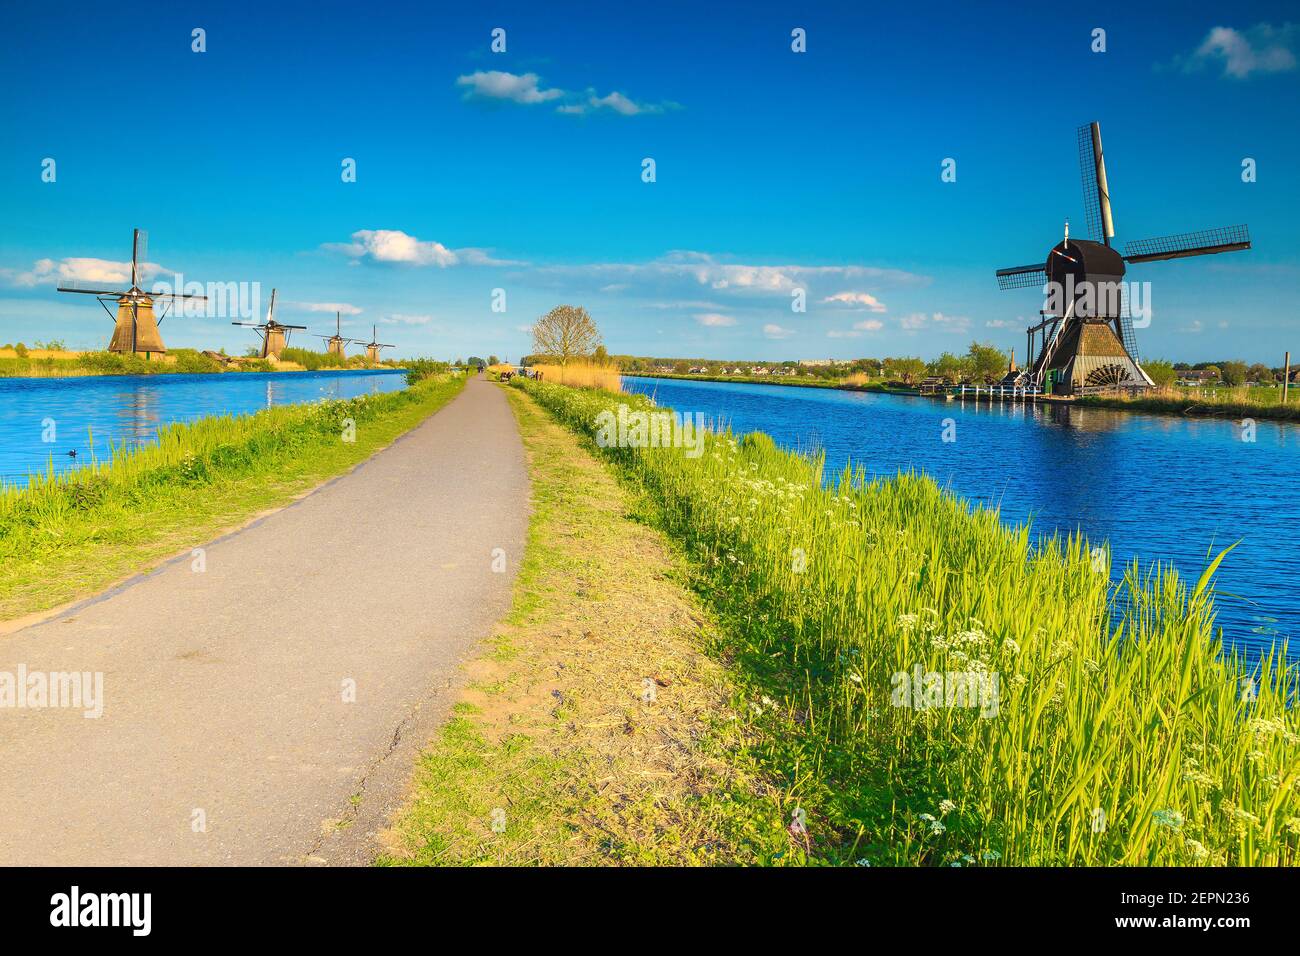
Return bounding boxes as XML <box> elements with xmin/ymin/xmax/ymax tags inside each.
<box><xmin>954</xmin><ymin>384</ymin><xmax>1044</xmax><ymax>401</ymax></box>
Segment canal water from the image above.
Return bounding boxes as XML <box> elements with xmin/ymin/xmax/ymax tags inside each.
<box><xmin>0</xmin><ymin>369</ymin><xmax>408</xmax><ymax>487</ymax></box>
<box><xmin>623</xmin><ymin>375</ymin><xmax>1298</xmax><ymax>659</ymax></box>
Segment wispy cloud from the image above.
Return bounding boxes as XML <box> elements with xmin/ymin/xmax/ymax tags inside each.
<box><xmin>900</xmin><ymin>311</ymin><xmax>970</xmax><ymax>333</ymax></box>
<box><xmin>455</xmin><ymin>70</ymin><xmax>676</xmax><ymax>116</ymax></box>
<box><xmin>695</xmin><ymin>312</ymin><xmax>737</xmax><ymax>327</ymax></box>
<box><xmin>379</xmin><ymin>313</ymin><xmax>435</xmax><ymax>326</ymax></box>
<box><xmin>559</xmin><ymin>89</ymin><xmax>679</xmax><ymax>116</ymax></box>
<box><xmin>763</xmin><ymin>323</ymin><xmax>796</xmax><ymax>339</ymax></box>
<box><xmin>822</xmin><ymin>291</ymin><xmax>887</xmax><ymax>312</ymax></box>
<box><xmin>324</xmin><ymin>229</ymin><xmax>523</xmax><ymax>267</ymax></box>
<box><xmin>286</xmin><ymin>300</ymin><xmax>362</xmax><ymax>315</ymax></box>
<box><xmin>1175</xmin><ymin>23</ymin><xmax>1298</xmax><ymax>78</ymax></box>
<box><xmin>827</xmin><ymin>319</ymin><xmax>884</xmax><ymax>338</ymax></box>
<box><xmin>536</xmin><ymin>251</ymin><xmax>926</xmax><ymax>298</ymax></box>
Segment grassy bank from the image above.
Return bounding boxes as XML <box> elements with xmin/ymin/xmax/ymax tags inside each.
<box><xmin>628</xmin><ymin>370</ymin><xmax>918</xmax><ymax>394</ymax></box>
<box><xmin>0</xmin><ymin>348</ymin><xmax>415</xmax><ymax>378</ymax></box>
<box><xmin>511</xmin><ymin>377</ymin><xmax>1299</xmax><ymax>866</ymax></box>
<box><xmin>0</xmin><ymin>372</ymin><xmax>465</xmax><ymax>622</ymax></box>
<box><xmin>380</xmin><ymin>386</ymin><xmax>789</xmax><ymax>865</ymax></box>
<box><xmin>1078</xmin><ymin>389</ymin><xmax>1299</xmax><ymax>423</ymax></box>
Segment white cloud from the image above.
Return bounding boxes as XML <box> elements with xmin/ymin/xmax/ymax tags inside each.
<box><xmin>822</xmin><ymin>291</ymin><xmax>887</xmax><ymax>312</ymax></box>
<box><xmin>456</xmin><ymin>71</ymin><xmax>564</xmax><ymax>104</ymax></box>
<box><xmin>6</xmin><ymin>256</ymin><xmax>167</xmax><ymax>288</ymax></box>
<box><xmin>763</xmin><ymin>323</ymin><xmax>796</xmax><ymax>339</ymax></box>
<box><xmin>695</xmin><ymin>312</ymin><xmax>737</xmax><ymax>327</ymax></box>
<box><xmin>854</xmin><ymin>319</ymin><xmax>884</xmax><ymax>332</ymax></box>
<box><xmin>1188</xmin><ymin>23</ymin><xmax>1298</xmax><ymax>78</ymax></box>
<box><xmin>324</xmin><ymin>230</ymin><xmax>522</xmax><ymax>267</ymax></box>
<box><xmin>900</xmin><ymin>311</ymin><xmax>970</xmax><ymax>333</ymax></box>
<box><xmin>287</xmin><ymin>301</ymin><xmax>362</xmax><ymax>315</ymax></box>
<box><xmin>984</xmin><ymin>318</ymin><xmax>1015</xmax><ymax>329</ymax></box>
<box><xmin>515</xmin><ymin>324</ymin><xmax>534</xmax><ymax>333</ymax></box>
<box><xmin>1180</xmin><ymin>319</ymin><xmax>1205</xmax><ymax>334</ymax></box>
<box><xmin>455</xmin><ymin>71</ymin><xmax>674</xmax><ymax>117</ymax></box>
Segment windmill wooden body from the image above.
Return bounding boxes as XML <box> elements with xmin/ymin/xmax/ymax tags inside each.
<box><xmin>57</xmin><ymin>229</ymin><xmax>207</xmax><ymax>359</ymax></box>
<box><xmin>360</xmin><ymin>325</ymin><xmax>395</xmax><ymax>363</ymax></box>
<box><xmin>232</xmin><ymin>289</ymin><xmax>307</xmax><ymax>360</ymax></box>
<box><xmin>316</xmin><ymin>312</ymin><xmax>360</xmax><ymax>358</ymax></box>
<box><xmin>996</xmin><ymin>122</ymin><xmax>1251</xmax><ymax>395</ymax></box>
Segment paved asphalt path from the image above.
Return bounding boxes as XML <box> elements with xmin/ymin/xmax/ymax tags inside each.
<box><xmin>0</xmin><ymin>376</ymin><xmax>528</xmax><ymax>865</ymax></box>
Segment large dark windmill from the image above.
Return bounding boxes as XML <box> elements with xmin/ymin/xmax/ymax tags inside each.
<box><xmin>995</xmin><ymin>122</ymin><xmax>1251</xmax><ymax>395</ymax></box>
<box><xmin>231</xmin><ymin>288</ymin><xmax>307</xmax><ymax>360</ymax></box>
<box><xmin>57</xmin><ymin>229</ymin><xmax>207</xmax><ymax>360</ymax></box>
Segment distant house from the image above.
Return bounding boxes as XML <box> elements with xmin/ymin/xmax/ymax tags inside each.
<box><xmin>798</xmin><ymin>359</ymin><xmax>834</xmax><ymax>367</ymax></box>
<box><xmin>1178</xmin><ymin>369</ymin><xmax>1220</xmax><ymax>386</ymax></box>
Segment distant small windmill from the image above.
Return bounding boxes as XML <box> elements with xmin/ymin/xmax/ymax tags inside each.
<box><xmin>995</xmin><ymin>122</ymin><xmax>1251</xmax><ymax>395</ymax></box>
<box><xmin>231</xmin><ymin>289</ymin><xmax>307</xmax><ymax>360</ymax></box>
<box><xmin>359</xmin><ymin>325</ymin><xmax>395</xmax><ymax>363</ymax></box>
<box><xmin>316</xmin><ymin>312</ymin><xmax>360</xmax><ymax>358</ymax></box>
<box><xmin>57</xmin><ymin>229</ymin><xmax>207</xmax><ymax>359</ymax></box>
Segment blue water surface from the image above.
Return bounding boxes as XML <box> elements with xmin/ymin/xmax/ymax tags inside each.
<box><xmin>622</xmin><ymin>375</ymin><xmax>1299</xmax><ymax>658</ymax></box>
<box><xmin>0</xmin><ymin>369</ymin><xmax>407</xmax><ymax>487</ymax></box>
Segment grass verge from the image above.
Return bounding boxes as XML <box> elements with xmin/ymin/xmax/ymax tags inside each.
<box><xmin>1077</xmin><ymin>390</ymin><xmax>1300</xmax><ymax>422</ymax></box>
<box><xmin>378</xmin><ymin>385</ymin><xmax>791</xmax><ymax>865</ymax></box>
<box><xmin>0</xmin><ymin>372</ymin><xmax>465</xmax><ymax>622</ymax></box>
<box><xmin>508</xmin><ymin>377</ymin><xmax>1299</xmax><ymax>866</ymax></box>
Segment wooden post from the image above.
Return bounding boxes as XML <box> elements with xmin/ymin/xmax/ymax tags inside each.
<box><xmin>1284</xmin><ymin>351</ymin><xmax>1291</xmax><ymax>404</ymax></box>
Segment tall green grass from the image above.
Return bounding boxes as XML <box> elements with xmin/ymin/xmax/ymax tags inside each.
<box><xmin>0</xmin><ymin>349</ymin><xmax>273</xmax><ymax>377</ymax></box>
<box><xmin>512</xmin><ymin>377</ymin><xmax>1299</xmax><ymax>866</ymax></box>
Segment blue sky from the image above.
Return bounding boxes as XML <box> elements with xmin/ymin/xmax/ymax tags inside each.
<box><xmin>1</xmin><ymin>0</ymin><xmax>1297</xmax><ymax>362</ymax></box>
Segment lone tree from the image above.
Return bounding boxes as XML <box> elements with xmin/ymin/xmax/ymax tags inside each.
<box><xmin>532</xmin><ymin>305</ymin><xmax>602</xmax><ymax>365</ymax></box>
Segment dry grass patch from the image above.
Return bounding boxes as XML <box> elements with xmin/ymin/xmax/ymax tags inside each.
<box><xmin>380</xmin><ymin>387</ymin><xmax>782</xmax><ymax>866</ymax></box>
<box><xmin>530</xmin><ymin>360</ymin><xmax>621</xmax><ymax>391</ymax></box>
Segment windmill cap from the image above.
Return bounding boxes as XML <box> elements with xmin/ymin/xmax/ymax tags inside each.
<box><xmin>1047</xmin><ymin>238</ymin><xmax>1126</xmax><ymax>278</ymax></box>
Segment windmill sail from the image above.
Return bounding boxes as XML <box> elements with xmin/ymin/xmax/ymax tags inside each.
<box><xmin>1118</xmin><ymin>285</ymin><xmax>1139</xmax><ymax>361</ymax></box>
<box><xmin>1077</xmin><ymin>123</ymin><xmax>1115</xmax><ymax>244</ymax></box>
<box><xmin>1123</xmin><ymin>225</ymin><xmax>1250</xmax><ymax>263</ymax></box>
<box><xmin>131</xmin><ymin>229</ymin><xmax>148</xmax><ymax>289</ymax></box>
<box><xmin>996</xmin><ymin>263</ymin><xmax>1047</xmax><ymax>290</ymax></box>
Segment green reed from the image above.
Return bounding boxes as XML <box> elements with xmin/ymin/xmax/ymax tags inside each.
<box><xmin>513</xmin><ymin>377</ymin><xmax>1299</xmax><ymax>866</ymax></box>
